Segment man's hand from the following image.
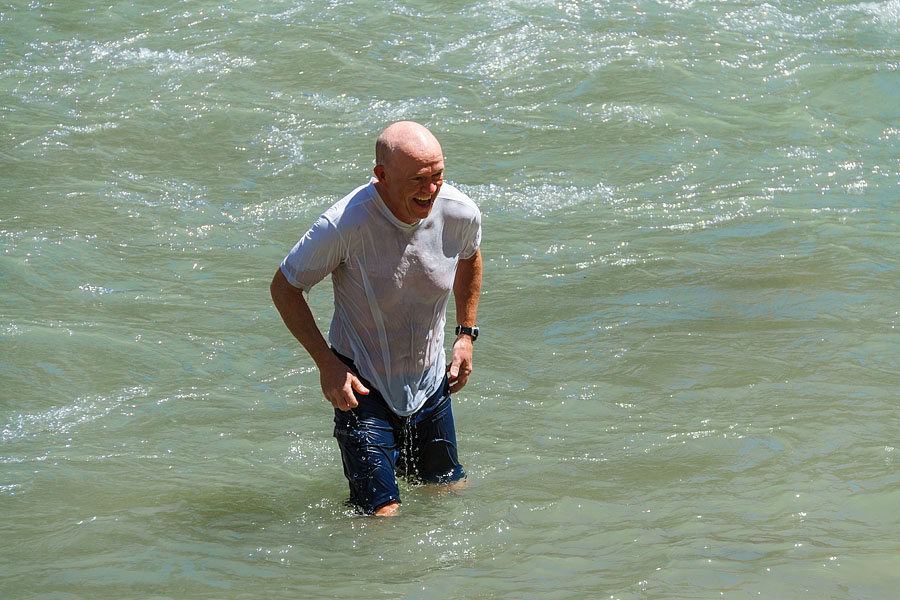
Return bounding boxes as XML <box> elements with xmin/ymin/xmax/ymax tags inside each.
<box><xmin>319</xmin><ymin>354</ymin><xmax>369</xmax><ymax>411</ymax></box>
<box><xmin>447</xmin><ymin>334</ymin><xmax>474</xmax><ymax>394</ymax></box>
<box><xmin>270</xmin><ymin>269</ymin><xmax>369</xmax><ymax>412</ymax></box>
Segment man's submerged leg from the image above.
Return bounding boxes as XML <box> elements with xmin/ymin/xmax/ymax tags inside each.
<box><xmin>333</xmin><ymin>394</ymin><xmax>403</xmax><ymax>516</ymax></box>
<box><xmin>374</xmin><ymin>501</ymin><xmax>400</xmax><ymax>516</ymax></box>
<box><xmin>409</xmin><ymin>378</ymin><xmax>467</xmax><ymax>486</ymax></box>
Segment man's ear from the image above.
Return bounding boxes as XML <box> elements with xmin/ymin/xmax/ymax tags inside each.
<box><xmin>373</xmin><ymin>164</ymin><xmax>387</xmax><ymax>183</ymax></box>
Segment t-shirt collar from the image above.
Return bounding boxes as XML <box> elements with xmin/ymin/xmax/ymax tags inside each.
<box><xmin>369</xmin><ymin>178</ymin><xmax>424</xmax><ymax>230</ymax></box>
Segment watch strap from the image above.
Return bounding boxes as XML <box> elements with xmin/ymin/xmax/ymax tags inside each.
<box><xmin>455</xmin><ymin>325</ymin><xmax>479</xmax><ymax>341</ymax></box>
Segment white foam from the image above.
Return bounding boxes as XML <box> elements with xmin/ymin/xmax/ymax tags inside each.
<box><xmin>857</xmin><ymin>0</ymin><xmax>900</xmax><ymax>25</ymax></box>
<box><xmin>1</xmin><ymin>386</ymin><xmax>149</xmax><ymax>442</ymax></box>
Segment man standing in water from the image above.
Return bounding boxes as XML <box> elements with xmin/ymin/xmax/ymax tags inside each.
<box><xmin>270</xmin><ymin>121</ymin><xmax>482</xmax><ymax>516</ymax></box>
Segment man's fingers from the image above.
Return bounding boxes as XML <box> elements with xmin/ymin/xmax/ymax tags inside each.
<box><xmin>340</xmin><ymin>379</ymin><xmax>363</xmax><ymax>410</ymax></box>
<box><xmin>330</xmin><ymin>392</ymin><xmax>358</xmax><ymax>411</ymax></box>
<box><xmin>447</xmin><ymin>360</ymin><xmax>461</xmax><ymax>379</ymax></box>
<box><xmin>335</xmin><ymin>375</ymin><xmax>366</xmax><ymax>410</ymax></box>
<box><xmin>322</xmin><ymin>367</ymin><xmax>368</xmax><ymax>412</ymax></box>
<box><xmin>351</xmin><ymin>376</ymin><xmax>370</xmax><ymax>395</ymax></box>
<box><xmin>448</xmin><ymin>373</ymin><xmax>468</xmax><ymax>394</ymax></box>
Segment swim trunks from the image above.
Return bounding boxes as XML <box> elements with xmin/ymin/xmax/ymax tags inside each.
<box><xmin>331</xmin><ymin>351</ymin><xmax>466</xmax><ymax>514</ymax></box>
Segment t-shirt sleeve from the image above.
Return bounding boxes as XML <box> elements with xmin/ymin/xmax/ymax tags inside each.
<box><xmin>460</xmin><ymin>205</ymin><xmax>482</xmax><ymax>260</ymax></box>
<box><xmin>279</xmin><ymin>215</ymin><xmax>345</xmax><ymax>292</ymax></box>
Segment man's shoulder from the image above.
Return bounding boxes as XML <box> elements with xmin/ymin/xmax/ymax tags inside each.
<box><xmin>437</xmin><ymin>182</ymin><xmax>480</xmax><ymax>217</ymax></box>
<box><xmin>323</xmin><ymin>181</ymin><xmax>377</xmax><ymax>225</ymax></box>
<box><xmin>438</xmin><ymin>182</ymin><xmax>474</xmax><ymax>203</ymax></box>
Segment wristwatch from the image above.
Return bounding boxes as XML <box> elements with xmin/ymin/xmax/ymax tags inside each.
<box><xmin>455</xmin><ymin>325</ymin><xmax>479</xmax><ymax>342</ymax></box>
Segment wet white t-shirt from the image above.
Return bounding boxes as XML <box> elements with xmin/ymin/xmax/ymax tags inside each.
<box><xmin>280</xmin><ymin>180</ymin><xmax>482</xmax><ymax>416</ymax></box>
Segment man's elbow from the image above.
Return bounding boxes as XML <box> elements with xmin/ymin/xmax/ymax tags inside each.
<box><xmin>270</xmin><ymin>269</ymin><xmax>289</xmax><ymax>306</ymax></box>
<box><xmin>462</xmin><ymin>248</ymin><xmax>481</xmax><ymax>264</ymax></box>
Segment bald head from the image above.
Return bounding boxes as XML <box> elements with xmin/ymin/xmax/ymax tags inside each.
<box><xmin>372</xmin><ymin>121</ymin><xmax>446</xmax><ymax>224</ymax></box>
<box><xmin>375</xmin><ymin>121</ymin><xmax>443</xmax><ymax>168</ymax></box>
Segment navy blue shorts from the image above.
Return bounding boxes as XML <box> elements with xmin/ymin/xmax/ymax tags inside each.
<box><xmin>332</xmin><ymin>352</ymin><xmax>466</xmax><ymax>514</ymax></box>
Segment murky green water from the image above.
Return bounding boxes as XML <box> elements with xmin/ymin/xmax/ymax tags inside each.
<box><xmin>2</xmin><ymin>0</ymin><xmax>899</xmax><ymax>597</ymax></box>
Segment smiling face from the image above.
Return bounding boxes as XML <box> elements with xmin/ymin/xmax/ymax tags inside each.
<box><xmin>373</xmin><ymin>122</ymin><xmax>445</xmax><ymax>224</ymax></box>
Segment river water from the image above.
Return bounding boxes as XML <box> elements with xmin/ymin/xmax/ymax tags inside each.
<box><xmin>2</xmin><ymin>0</ymin><xmax>899</xmax><ymax>598</ymax></box>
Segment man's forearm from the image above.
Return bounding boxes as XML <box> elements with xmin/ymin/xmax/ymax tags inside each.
<box><xmin>270</xmin><ymin>268</ymin><xmax>334</xmax><ymax>368</ymax></box>
<box><xmin>270</xmin><ymin>268</ymin><xmax>368</xmax><ymax>409</ymax></box>
<box><xmin>453</xmin><ymin>249</ymin><xmax>482</xmax><ymax>327</ymax></box>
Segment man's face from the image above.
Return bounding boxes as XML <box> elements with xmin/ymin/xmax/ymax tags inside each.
<box><xmin>376</xmin><ymin>149</ymin><xmax>444</xmax><ymax>224</ymax></box>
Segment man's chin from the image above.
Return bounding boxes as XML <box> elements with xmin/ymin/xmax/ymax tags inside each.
<box><xmin>412</xmin><ymin>198</ymin><xmax>434</xmax><ymax>216</ymax></box>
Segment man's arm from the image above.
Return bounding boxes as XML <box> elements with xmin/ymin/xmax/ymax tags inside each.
<box><xmin>270</xmin><ymin>268</ymin><xmax>368</xmax><ymax>411</ymax></box>
<box><xmin>448</xmin><ymin>248</ymin><xmax>482</xmax><ymax>394</ymax></box>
